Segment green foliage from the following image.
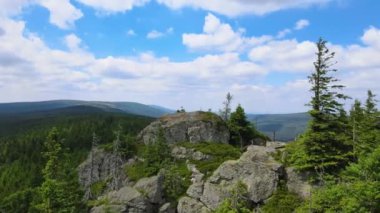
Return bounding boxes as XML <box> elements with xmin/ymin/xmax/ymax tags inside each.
<box><xmin>90</xmin><ymin>180</ymin><xmax>108</xmax><ymax>198</ymax></box>
<box><xmin>0</xmin><ymin>113</ymin><xmax>152</xmax><ymax>207</ymax></box>
<box><xmin>162</xmin><ymin>161</ymin><xmax>192</xmax><ymax>202</ymax></box>
<box><xmin>178</xmin><ymin>142</ymin><xmax>241</xmax><ymax>177</ymax></box>
<box><xmin>262</xmin><ymin>187</ymin><xmax>302</xmax><ymax>213</ymax></box>
<box><xmin>288</xmin><ymin>38</ymin><xmax>352</xmax><ymax>176</ymax></box>
<box><xmin>0</xmin><ymin>188</ymin><xmax>40</xmax><ymax>213</ymax></box>
<box><xmin>297</xmin><ymin>181</ymin><xmax>380</xmax><ymax>213</ymax></box>
<box><xmin>228</xmin><ymin>104</ymin><xmax>268</xmax><ymax>148</ymax></box>
<box><xmin>344</xmin><ymin>145</ymin><xmax>380</xmax><ymax>181</ymax></box>
<box><xmin>125</xmin><ymin>128</ymin><xmax>172</xmax><ymax>181</ymax></box>
<box><xmin>214</xmin><ymin>181</ymin><xmax>251</xmax><ymax>213</ymax></box>
<box><xmin>350</xmin><ymin>90</ymin><xmax>380</xmax><ymax>158</ymax></box>
<box><xmin>125</xmin><ymin>161</ymin><xmax>151</xmax><ymax>181</ymax></box>
<box><xmin>36</xmin><ymin>128</ymin><xmax>84</xmax><ymax>213</ymax></box>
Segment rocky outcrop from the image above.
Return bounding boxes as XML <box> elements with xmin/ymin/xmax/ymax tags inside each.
<box><xmin>134</xmin><ymin>174</ymin><xmax>164</xmax><ymax>204</ymax></box>
<box><xmin>286</xmin><ymin>167</ymin><xmax>312</xmax><ymax>199</ymax></box>
<box><xmin>178</xmin><ymin>145</ymin><xmax>284</xmax><ymax>212</ymax></box>
<box><xmin>77</xmin><ymin>148</ymin><xmax>130</xmax><ymax>199</ymax></box>
<box><xmin>91</xmin><ymin>174</ymin><xmax>165</xmax><ymax>213</ymax></box>
<box><xmin>159</xmin><ymin>203</ymin><xmax>176</xmax><ymax>213</ymax></box>
<box><xmin>138</xmin><ymin>112</ymin><xmax>229</xmax><ymax>144</ymax></box>
<box><xmin>171</xmin><ymin>146</ymin><xmax>211</xmax><ymax>161</ymax></box>
<box><xmin>92</xmin><ymin>186</ymin><xmax>152</xmax><ymax>213</ymax></box>
<box><xmin>177</xmin><ymin>197</ymin><xmax>210</xmax><ymax>213</ymax></box>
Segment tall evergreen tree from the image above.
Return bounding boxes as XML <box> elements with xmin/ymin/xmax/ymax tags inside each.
<box><xmin>228</xmin><ymin>104</ymin><xmax>264</xmax><ymax>149</ymax></box>
<box><xmin>301</xmin><ymin>38</ymin><xmax>351</xmax><ymax>175</ymax></box>
<box><xmin>349</xmin><ymin>99</ymin><xmax>364</xmax><ymax>157</ymax></box>
<box><xmin>37</xmin><ymin>128</ymin><xmax>83</xmax><ymax>213</ymax></box>
<box><xmin>356</xmin><ymin>90</ymin><xmax>379</xmax><ymax>156</ymax></box>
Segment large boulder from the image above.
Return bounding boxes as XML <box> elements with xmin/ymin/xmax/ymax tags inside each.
<box><xmin>134</xmin><ymin>174</ymin><xmax>164</xmax><ymax>204</ymax></box>
<box><xmin>177</xmin><ymin>197</ymin><xmax>210</xmax><ymax>213</ymax></box>
<box><xmin>286</xmin><ymin>167</ymin><xmax>312</xmax><ymax>199</ymax></box>
<box><xmin>77</xmin><ymin>148</ymin><xmax>129</xmax><ymax>199</ymax></box>
<box><xmin>198</xmin><ymin>145</ymin><xmax>284</xmax><ymax>210</ymax></box>
<box><xmin>91</xmin><ymin>186</ymin><xmax>153</xmax><ymax>213</ymax></box>
<box><xmin>138</xmin><ymin>111</ymin><xmax>229</xmax><ymax>144</ymax></box>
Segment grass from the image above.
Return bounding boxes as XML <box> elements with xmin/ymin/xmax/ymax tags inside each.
<box><xmin>90</xmin><ymin>180</ymin><xmax>108</xmax><ymax>198</ymax></box>
<box><xmin>178</xmin><ymin>142</ymin><xmax>242</xmax><ymax>177</ymax></box>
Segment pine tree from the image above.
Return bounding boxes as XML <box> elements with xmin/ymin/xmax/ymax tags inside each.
<box><xmin>219</xmin><ymin>92</ymin><xmax>233</xmax><ymax>121</ymax></box>
<box><xmin>302</xmin><ymin>38</ymin><xmax>351</xmax><ymax>175</ymax></box>
<box><xmin>37</xmin><ymin>128</ymin><xmax>83</xmax><ymax>212</ymax></box>
<box><xmin>349</xmin><ymin>100</ymin><xmax>364</xmax><ymax>157</ymax></box>
<box><xmin>228</xmin><ymin>104</ymin><xmax>264</xmax><ymax>149</ymax></box>
<box><xmin>39</xmin><ymin>128</ymin><xmax>63</xmax><ymax>213</ymax></box>
<box><xmin>356</xmin><ymin>90</ymin><xmax>379</xmax><ymax>156</ymax></box>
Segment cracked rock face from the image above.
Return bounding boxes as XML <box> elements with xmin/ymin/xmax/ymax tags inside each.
<box><xmin>90</xmin><ymin>174</ymin><xmax>165</xmax><ymax>213</ymax></box>
<box><xmin>77</xmin><ymin>148</ymin><xmax>129</xmax><ymax>199</ymax></box>
<box><xmin>138</xmin><ymin>112</ymin><xmax>230</xmax><ymax>144</ymax></box>
<box><xmin>179</xmin><ymin>145</ymin><xmax>284</xmax><ymax>211</ymax></box>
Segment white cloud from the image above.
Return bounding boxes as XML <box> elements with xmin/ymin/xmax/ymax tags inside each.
<box><xmin>0</xmin><ymin>0</ymin><xmax>82</xmax><ymax>29</ymax></box>
<box><xmin>157</xmin><ymin>0</ymin><xmax>331</xmax><ymax>17</ymax></box>
<box><xmin>0</xmin><ymin>0</ymin><xmax>32</xmax><ymax>16</ymax></box>
<box><xmin>0</xmin><ymin>16</ymin><xmax>379</xmax><ymax>114</ymax></box>
<box><xmin>294</xmin><ymin>19</ymin><xmax>310</xmax><ymax>30</ymax></box>
<box><xmin>64</xmin><ymin>34</ymin><xmax>82</xmax><ymax>51</ymax></box>
<box><xmin>361</xmin><ymin>26</ymin><xmax>380</xmax><ymax>49</ymax></box>
<box><xmin>248</xmin><ymin>39</ymin><xmax>316</xmax><ymax>72</ymax></box>
<box><xmin>39</xmin><ymin>0</ymin><xmax>83</xmax><ymax>29</ymax></box>
<box><xmin>276</xmin><ymin>29</ymin><xmax>291</xmax><ymax>39</ymax></box>
<box><xmin>76</xmin><ymin>0</ymin><xmax>150</xmax><ymax>13</ymax></box>
<box><xmin>146</xmin><ymin>27</ymin><xmax>173</xmax><ymax>39</ymax></box>
<box><xmin>183</xmin><ymin>13</ymin><xmax>272</xmax><ymax>52</ymax></box>
<box><xmin>147</xmin><ymin>30</ymin><xmax>164</xmax><ymax>39</ymax></box>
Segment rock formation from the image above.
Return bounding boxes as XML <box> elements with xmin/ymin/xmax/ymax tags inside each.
<box><xmin>138</xmin><ymin>111</ymin><xmax>230</xmax><ymax>144</ymax></box>
<box><xmin>177</xmin><ymin>145</ymin><xmax>285</xmax><ymax>211</ymax></box>
<box><xmin>77</xmin><ymin>148</ymin><xmax>130</xmax><ymax>199</ymax></box>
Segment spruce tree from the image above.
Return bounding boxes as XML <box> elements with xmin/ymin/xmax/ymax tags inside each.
<box><xmin>228</xmin><ymin>104</ymin><xmax>264</xmax><ymax>149</ymax></box>
<box><xmin>302</xmin><ymin>38</ymin><xmax>351</xmax><ymax>175</ymax></box>
<box><xmin>357</xmin><ymin>90</ymin><xmax>379</xmax><ymax>156</ymax></box>
<box><xmin>219</xmin><ymin>92</ymin><xmax>233</xmax><ymax>121</ymax></box>
<box><xmin>37</xmin><ymin>128</ymin><xmax>83</xmax><ymax>212</ymax></box>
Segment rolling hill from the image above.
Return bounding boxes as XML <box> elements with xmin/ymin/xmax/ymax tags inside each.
<box><xmin>248</xmin><ymin>112</ymin><xmax>310</xmax><ymax>142</ymax></box>
<box><xmin>0</xmin><ymin>100</ymin><xmax>173</xmax><ymax>117</ymax></box>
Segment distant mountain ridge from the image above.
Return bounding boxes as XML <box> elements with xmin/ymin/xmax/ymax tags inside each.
<box><xmin>0</xmin><ymin>100</ymin><xmax>173</xmax><ymax>118</ymax></box>
<box><xmin>248</xmin><ymin>112</ymin><xmax>310</xmax><ymax>142</ymax></box>
<box><xmin>0</xmin><ymin>100</ymin><xmax>310</xmax><ymax>141</ymax></box>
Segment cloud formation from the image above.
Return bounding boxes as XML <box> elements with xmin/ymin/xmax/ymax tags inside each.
<box><xmin>182</xmin><ymin>13</ymin><xmax>272</xmax><ymax>52</ymax></box>
<box><xmin>147</xmin><ymin>28</ymin><xmax>173</xmax><ymax>39</ymax></box>
<box><xmin>157</xmin><ymin>0</ymin><xmax>331</xmax><ymax>16</ymax></box>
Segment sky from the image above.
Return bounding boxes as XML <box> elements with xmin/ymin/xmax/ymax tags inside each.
<box><xmin>0</xmin><ymin>0</ymin><xmax>379</xmax><ymax>113</ymax></box>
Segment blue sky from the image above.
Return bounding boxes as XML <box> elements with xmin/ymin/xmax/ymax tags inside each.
<box><xmin>0</xmin><ymin>0</ymin><xmax>379</xmax><ymax>113</ymax></box>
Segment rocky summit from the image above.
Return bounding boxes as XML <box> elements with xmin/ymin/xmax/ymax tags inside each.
<box><xmin>138</xmin><ymin>111</ymin><xmax>230</xmax><ymax>144</ymax></box>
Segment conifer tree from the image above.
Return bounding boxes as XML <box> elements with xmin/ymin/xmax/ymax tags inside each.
<box><xmin>38</xmin><ymin>128</ymin><xmax>83</xmax><ymax>212</ymax></box>
<box><xmin>219</xmin><ymin>92</ymin><xmax>233</xmax><ymax>121</ymax></box>
<box><xmin>228</xmin><ymin>104</ymin><xmax>264</xmax><ymax>149</ymax></box>
<box><xmin>302</xmin><ymin>38</ymin><xmax>351</xmax><ymax>174</ymax></box>
<box><xmin>356</xmin><ymin>90</ymin><xmax>379</xmax><ymax>156</ymax></box>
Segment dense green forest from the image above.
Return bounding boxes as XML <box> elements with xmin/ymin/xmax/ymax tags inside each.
<box><xmin>0</xmin><ymin>111</ymin><xmax>153</xmax><ymax>212</ymax></box>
